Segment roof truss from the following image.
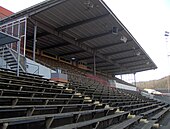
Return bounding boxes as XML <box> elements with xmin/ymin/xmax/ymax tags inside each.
<box><xmin>29</xmin><ymin>17</ymin><xmax>130</xmax><ymax>72</ymax></box>
<box><xmin>57</xmin><ymin>13</ymin><xmax>110</xmax><ymax>32</ymax></box>
<box><xmin>41</xmin><ymin>42</ymin><xmax>70</xmax><ymax>50</ymax></box>
<box><xmin>59</xmin><ymin>50</ymin><xmax>86</xmax><ymax>56</ymax></box>
<box><xmin>77</xmin><ymin>30</ymin><xmax>112</xmax><ymax>42</ymax></box>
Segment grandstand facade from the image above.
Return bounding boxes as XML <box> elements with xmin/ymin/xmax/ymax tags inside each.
<box><xmin>0</xmin><ymin>0</ymin><xmax>170</xmax><ymax>129</ymax></box>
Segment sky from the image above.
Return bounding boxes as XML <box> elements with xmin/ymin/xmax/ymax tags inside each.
<box><xmin>0</xmin><ymin>0</ymin><xmax>170</xmax><ymax>82</ymax></box>
<box><xmin>103</xmin><ymin>0</ymin><xmax>170</xmax><ymax>82</ymax></box>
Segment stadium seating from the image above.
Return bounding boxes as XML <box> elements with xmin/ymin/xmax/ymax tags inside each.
<box><xmin>0</xmin><ymin>69</ymin><xmax>169</xmax><ymax>129</ymax></box>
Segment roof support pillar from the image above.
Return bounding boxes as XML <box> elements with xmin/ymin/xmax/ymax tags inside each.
<box><xmin>23</xmin><ymin>19</ymin><xmax>27</xmax><ymax>56</ymax></box>
<box><xmin>1</xmin><ymin>46</ymin><xmax>4</xmax><ymax>68</ymax></box>
<box><xmin>134</xmin><ymin>73</ymin><xmax>136</xmax><ymax>87</ymax></box>
<box><xmin>93</xmin><ymin>52</ymin><xmax>96</xmax><ymax>76</ymax></box>
<box><xmin>120</xmin><ymin>74</ymin><xmax>123</xmax><ymax>80</ymax></box>
<box><xmin>17</xmin><ymin>23</ymin><xmax>21</xmax><ymax>77</ymax></box>
<box><xmin>33</xmin><ymin>24</ymin><xmax>37</xmax><ymax>61</ymax></box>
<box><xmin>17</xmin><ymin>40</ymin><xmax>21</xmax><ymax>77</ymax></box>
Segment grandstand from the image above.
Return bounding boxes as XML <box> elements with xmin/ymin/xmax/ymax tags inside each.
<box><xmin>0</xmin><ymin>0</ymin><xmax>170</xmax><ymax>129</ymax></box>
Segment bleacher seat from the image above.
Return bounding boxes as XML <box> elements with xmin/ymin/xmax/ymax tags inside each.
<box><xmin>0</xmin><ymin>69</ymin><xmax>169</xmax><ymax>129</ymax></box>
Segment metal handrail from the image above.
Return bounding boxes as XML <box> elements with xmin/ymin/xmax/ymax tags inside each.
<box><xmin>6</xmin><ymin>45</ymin><xmax>26</xmax><ymax>72</ymax></box>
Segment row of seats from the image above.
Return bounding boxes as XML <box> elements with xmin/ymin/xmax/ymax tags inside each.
<box><xmin>65</xmin><ymin>73</ymin><xmax>170</xmax><ymax>129</ymax></box>
<box><xmin>0</xmin><ymin>68</ymin><xmax>169</xmax><ymax>129</ymax></box>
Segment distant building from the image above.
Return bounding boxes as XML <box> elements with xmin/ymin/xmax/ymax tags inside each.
<box><xmin>0</xmin><ymin>6</ymin><xmax>13</xmax><ymax>19</ymax></box>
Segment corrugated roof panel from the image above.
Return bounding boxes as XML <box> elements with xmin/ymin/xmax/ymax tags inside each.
<box><xmin>83</xmin><ymin>34</ymin><xmax>118</xmax><ymax>48</ymax></box>
<box><xmin>65</xmin><ymin>16</ymin><xmax>119</xmax><ymax>42</ymax></box>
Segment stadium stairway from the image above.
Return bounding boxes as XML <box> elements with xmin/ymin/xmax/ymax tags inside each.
<box><xmin>0</xmin><ymin>46</ymin><xmax>25</xmax><ymax>72</ymax></box>
<box><xmin>0</xmin><ymin>69</ymin><xmax>169</xmax><ymax>129</ymax></box>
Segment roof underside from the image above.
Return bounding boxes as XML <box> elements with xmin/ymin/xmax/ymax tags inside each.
<box><xmin>0</xmin><ymin>0</ymin><xmax>157</xmax><ymax>75</ymax></box>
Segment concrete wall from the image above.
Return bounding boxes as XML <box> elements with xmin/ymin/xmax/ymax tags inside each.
<box><xmin>26</xmin><ymin>58</ymin><xmax>55</xmax><ymax>79</ymax></box>
<box><xmin>0</xmin><ymin>57</ymin><xmax>10</xmax><ymax>69</ymax></box>
<box><xmin>116</xmin><ymin>82</ymin><xmax>137</xmax><ymax>91</ymax></box>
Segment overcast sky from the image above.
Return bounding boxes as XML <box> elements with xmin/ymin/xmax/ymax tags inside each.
<box><xmin>0</xmin><ymin>0</ymin><xmax>170</xmax><ymax>82</ymax></box>
<box><xmin>104</xmin><ymin>0</ymin><xmax>170</xmax><ymax>82</ymax></box>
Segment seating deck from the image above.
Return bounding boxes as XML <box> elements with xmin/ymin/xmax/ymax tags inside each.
<box><xmin>106</xmin><ymin>116</ymin><xmax>142</xmax><ymax>129</ymax></box>
<box><xmin>0</xmin><ymin>69</ymin><xmax>169</xmax><ymax>129</ymax></box>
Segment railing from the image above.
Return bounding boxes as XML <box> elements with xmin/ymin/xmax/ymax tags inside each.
<box><xmin>0</xmin><ymin>46</ymin><xmax>5</xmax><ymax>68</ymax></box>
<box><xmin>0</xmin><ymin>17</ymin><xmax>27</xmax><ymax>56</ymax></box>
<box><xmin>7</xmin><ymin>45</ymin><xmax>26</xmax><ymax>72</ymax></box>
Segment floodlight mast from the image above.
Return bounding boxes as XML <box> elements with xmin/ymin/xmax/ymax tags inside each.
<box><xmin>165</xmin><ymin>31</ymin><xmax>170</xmax><ymax>93</ymax></box>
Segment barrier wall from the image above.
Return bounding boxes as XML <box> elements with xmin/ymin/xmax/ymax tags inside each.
<box><xmin>115</xmin><ymin>82</ymin><xmax>137</xmax><ymax>91</ymax></box>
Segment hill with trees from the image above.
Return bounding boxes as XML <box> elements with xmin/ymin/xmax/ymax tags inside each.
<box><xmin>137</xmin><ymin>75</ymin><xmax>170</xmax><ymax>90</ymax></box>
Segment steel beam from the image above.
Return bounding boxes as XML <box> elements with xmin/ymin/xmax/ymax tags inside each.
<box><xmin>77</xmin><ymin>30</ymin><xmax>112</xmax><ymax>42</ymax></box>
<box><xmin>88</xmin><ymin>60</ymin><xmax>106</xmax><ymax>65</ymax></box>
<box><xmin>98</xmin><ymin>66</ymin><xmax>118</xmax><ymax>71</ymax></box>
<box><xmin>29</xmin><ymin>18</ymin><xmax>129</xmax><ymax>71</ymax></box>
<box><xmin>57</xmin><ymin>13</ymin><xmax>110</xmax><ymax>32</ymax></box>
<box><xmin>111</xmin><ymin>67</ymin><xmax>153</xmax><ymax>75</ymax></box>
<box><xmin>41</xmin><ymin>42</ymin><xmax>70</xmax><ymax>50</ymax></box>
<box><xmin>0</xmin><ymin>0</ymin><xmax>68</xmax><ymax>25</ymax></box>
<box><xmin>17</xmin><ymin>22</ymin><xmax>21</xmax><ymax>77</ymax></box>
<box><xmin>59</xmin><ymin>50</ymin><xmax>86</xmax><ymax>56</ymax></box>
<box><xmin>99</xmin><ymin>59</ymin><xmax>148</xmax><ymax>71</ymax></box>
<box><xmin>78</xmin><ymin>56</ymin><xmax>94</xmax><ymax>61</ymax></box>
<box><xmin>88</xmin><ymin>54</ymin><xmax>145</xmax><ymax>65</ymax></box>
<box><xmin>97</xmin><ymin>64</ymin><xmax>115</xmax><ymax>69</ymax></box>
<box><xmin>125</xmin><ymin>61</ymin><xmax>149</xmax><ymax>68</ymax></box>
<box><xmin>27</xmin><ymin>32</ymin><xmax>50</xmax><ymax>40</ymax></box>
<box><xmin>98</xmin><ymin>61</ymin><xmax>149</xmax><ymax>73</ymax></box>
<box><xmin>17</xmin><ymin>40</ymin><xmax>20</xmax><ymax>77</ymax></box>
<box><xmin>96</xmin><ymin>40</ymin><xmax>132</xmax><ymax>50</ymax></box>
<box><xmin>23</xmin><ymin>19</ymin><xmax>27</xmax><ymax>56</ymax></box>
<box><xmin>134</xmin><ymin>73</ymin><xmax>136</xmax><ymax>86</ymax></box>
<box><xmin>104</xmin><ymin>48</ymin><xmax>139</xmax><ymax>57</ymax></box>
<box><xmin>120</xmin><ymin>59</ymin><xmax>148</xmax><ymax>66</ymax></box>
<box><xmin>112</xmin><ymin>54</ymin><xmax>145</xmax><ymax>62</ymax></box>
<box><xmin>33</xmin><ymin>25</ymin><xmax>37</xmax><ymax>61</ymax></box>
<box><xmin>27</xmin><ymin>14</ymin><xmax>110</xmax><ymax>40</ymax></box>
<box><xmin>131</xmin><ymin>66</ymin><xmax>155</xmax><ymax>73</ymax></box>
<box><xmin>106</xmin><ymin>63</ymin><xmax>150</xmax><ymax>73</ymax></box>
<box><xmin>93</xmin><ymin>52</ymin><xmax>96</xmax><ymax>76</ymax></box>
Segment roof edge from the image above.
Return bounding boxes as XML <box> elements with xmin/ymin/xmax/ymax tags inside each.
<box><xmin>99</xmin><ymin>0</ymin><xmax>157</xmax><ymax>70</ymax></box>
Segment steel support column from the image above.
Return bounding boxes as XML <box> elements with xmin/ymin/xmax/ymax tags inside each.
<box><xmin>33</xmin><ymin>25</ymin><xmax>37</xmax><ymax>61</ymax></box>
<box><xmin>134</xmin><ymin>73</ymin><xmax>136</xmax><ymax>86</ymax></box>
<box><xmin>23</xmin><ymin>19</ymin><xmax>27</xmax><ymax>56</ymax></box>
<box><xmin>17</xmin><ymin>23</ymin><xmax>21</xmax><ymax>77</ymax></box>
<box><xmin>93</xmin><ymin>52</ymin><xmax>96</xmax><ymax>76</ymax></box>
<box><xmin>2</xmin><ymin>46</ymin><xmax>4</xmax><ymax>67</ymax></box>
<box><xmin>120</xmin><ymin>75</ymin><xmax>123</xmax><ymax>80</ymax></box>
<box><xmin>17</xmin><ymin>40</ymin><xmax>21</xmax><ymax>77</ymax></box>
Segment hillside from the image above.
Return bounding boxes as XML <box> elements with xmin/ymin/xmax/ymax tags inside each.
<box><xmin>137</xmin><ymin>75</ymin><xmax>170</xmax><ymax>90</ymax></box>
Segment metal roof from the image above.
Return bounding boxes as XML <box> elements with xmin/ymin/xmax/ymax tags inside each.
<box><xmin>0</xmin><ymin>31</ymin><xmax>19</xmax><ymax>46</ymax></box>
<box><xmin>0</xmin><ymin>0</ymin><xmax>157</xmax><ymax>75</ymax></box>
